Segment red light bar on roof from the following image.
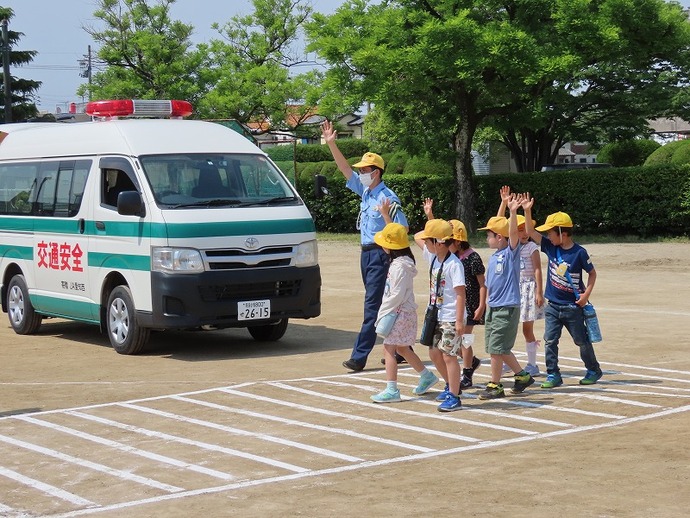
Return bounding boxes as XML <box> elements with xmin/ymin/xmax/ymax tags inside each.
<box><xmin>85</xmin><ymin>99</ymin><xmax>193</xmax><ymax>118</ymax></box>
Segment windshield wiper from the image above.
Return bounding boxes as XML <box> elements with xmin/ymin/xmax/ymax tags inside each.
<box><xmin>171</xmin><ymin>199</ymin><xmax>242</xmax><ymax>208</ymax></box>
<box><xmin>234</xmin><ymin>196</ymin><xmax>298</xmax><ymax>207</ymax></box>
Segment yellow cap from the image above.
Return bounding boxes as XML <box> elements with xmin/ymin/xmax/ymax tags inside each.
<box><xmin>479</xmin><ymin>216</ymin><xmax>509</xmax><ymax>238</ymax></box>
<box><xmin>535</xmin><ymin>212</ymin><xmax>573</xmax><ymax>231</ymax></box>
<box><xmin>417</xmin><ymin>219</ymin><xmax>453</xmax><ymax>241</ymax></box>
<box><xmin>352</xmin><ymin>152</ymin><xmax>385</xmax><ymax>170</ymax></box>
<box><xmin>449</xmin><ymin>219</ymin><xmax>468</xmax><ymax>241</ymax></box>
<box><xmin>374</xmin><ymin>223</ymin><xmax>409</xmax><ymax>250</ymax></box>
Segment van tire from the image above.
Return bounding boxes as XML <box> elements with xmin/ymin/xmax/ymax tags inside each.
<box><xmin>106</xmin><ymin>285</ymin><xmax>149</xmax><ymax>355</ymax></box>
<box><xmin>247</xmin><ymin>318</ymin><xmax>288</xmax><ymax>341</ymax></box>
<box><xmin>7</xmin><ymin>274</ymin><xmax>42</xmax><ymax>335</ymax></box>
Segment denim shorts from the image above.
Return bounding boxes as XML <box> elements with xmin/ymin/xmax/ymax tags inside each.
<box><xmin>484</xmin><ymin>306</ymin><xmax>520</xmax><ymax>355</ymax></box>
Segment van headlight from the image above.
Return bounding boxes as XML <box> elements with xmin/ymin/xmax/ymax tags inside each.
<box><xmin>294</xmin><ymin>240</ymin><xmax>318</xmax><ymax>267</ymax></box>
<box><xmin>152</xmin><ymin>247</ymin><xmax>204</xmax><ymax>273</ymax></box>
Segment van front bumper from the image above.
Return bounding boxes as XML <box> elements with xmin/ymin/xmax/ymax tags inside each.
<box><xmin>138</xmin><ymin>265</ymin><xmax>321</xmax><ymax>329</ymax></box>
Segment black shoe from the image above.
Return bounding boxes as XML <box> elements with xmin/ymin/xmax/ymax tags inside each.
<box><xmin>460</xmin><ymin>368</ymin><xmax>474</xmax><ymax>389</ymax></box>
<box><xmin>380</xmin><ymin>353</ymin><xmax>408</xmax><ymax>366</ymax></box>
<box><xmin>472</xmin><ymin>356</ymin><xmax>481</xmax><ymax>371</ymax></box>
<box><xmin>343</xmin><ymin>359</ymin><xmax>365</xmax><ymax>372</ymax></box>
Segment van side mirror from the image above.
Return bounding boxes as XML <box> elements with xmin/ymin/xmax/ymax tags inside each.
<box><xmin>117</xmin><ymin>191</ymin><xmax>145</xmax><ymax>217</ymax></box>
<box><xmin>314</xmin><ymin>175</ymin><xmax>329</xmax><ymax>199</ymax></box>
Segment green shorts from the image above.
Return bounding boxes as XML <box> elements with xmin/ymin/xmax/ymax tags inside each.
<box><xmin>484</xmin><ymin>306</ymin><xmax>520</xmax><ymax>355</ymax></box>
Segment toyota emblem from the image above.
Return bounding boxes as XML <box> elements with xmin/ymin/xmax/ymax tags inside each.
<box><xmin>245</xmin><ymin>237</ymin><xmax>259</xmax><ymax>249</ymax></box>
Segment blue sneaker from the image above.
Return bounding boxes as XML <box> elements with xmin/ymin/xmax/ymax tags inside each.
<box><xmin>541</xmin><ymin>373</ymin><xmax>563</xmax><ymax>389</ymax></box>
<box><xmin>371</xmin><ymin>388</ymin><xmax>402</xmax><ymax>403</ymax></box>
<box><xmin>437</xmin><ymin>393</ymin><xmax>461</xmax><ymax>412</ymax></box>
<box><xmin>435</xmin><ymin>384</ymin><xmax>451</xmax><ymax>401</ymax></box>
<box><xmin>413</xmin><ymin>371</ymin><xmax>439</xmax><ymax>395</ymax></box>
<box><xmin>579</xmin><ymin>369</ymin><xmax>603</xmax><ymax>385</ymax></box>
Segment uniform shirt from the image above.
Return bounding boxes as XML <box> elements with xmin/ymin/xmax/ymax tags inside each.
<box><xmin>486</xmin><ymin>243</ymin><xmax>522</xmax><ymax>307</ymax></box>
<box><xmin>423</xmin><ymin>248</ymin><xmax>466</xmax><ymax>323</ymax></box>
<box><xmin>346</xmin><ymin>173</ymin><xmax>408</xmax><ymax>245</ymax></box>
<box><xmin>541</xmin><ymin>240</ymin><xmax>594</xmax><ymax>305</ymax></box>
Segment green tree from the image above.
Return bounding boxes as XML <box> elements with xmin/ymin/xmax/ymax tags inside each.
<box><xmin>80</xmin><ymin>0</ymin><xmax>207</xmax><ymax>103</ymax></box>
<box><xmin>195</xmin><ymin>0</ymin><xmax>322</xmax><ymax>134</ymax></box>
<box><xmin>0</xmin><ymin>6</ymin><xmax>40</xmax><ymax>122</ymax></box>
<box><xmin>597</xmin><ymin>139</ymin><xmax>660</xmax><ymax>167</ymax></box>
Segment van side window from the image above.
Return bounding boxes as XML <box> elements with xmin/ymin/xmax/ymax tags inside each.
<box><xmin>0</xmin><ymin>163</ymin><xmax>39</xmax><ymax>215</ymax></box>
<box><xmin>103</xmin><ymin>169</ymin><xmax>137</xmax><ymax>208</ymax></box>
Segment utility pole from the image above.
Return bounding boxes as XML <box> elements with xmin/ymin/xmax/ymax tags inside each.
<box><xmin>79</xmin><ymin>45</ymin><xmax>92</xmax><ymax>101</ymax></box>
<box><xmin>1</xmin><ymin>18</ymin><xmax>12</xmax><ymax>123</ymax></box>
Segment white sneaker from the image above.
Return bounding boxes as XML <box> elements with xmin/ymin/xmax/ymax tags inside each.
<box><xmin>525</xmin><ymin>363</ymin><xmax>541</xmax><ymax>377</ymax></box>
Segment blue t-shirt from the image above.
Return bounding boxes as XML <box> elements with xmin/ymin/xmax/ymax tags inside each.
<box><xmin>541</xmin><ymin>240</ymin><xmax>594</xmax><ymax>304</ymax></box>
<box><xmin>485</xmin><ymin>243</ymin><xmax>522</xmax><ymax>307</ymax></box>
<box><xmin>346</xmin><ymin>174</ymin><xmax>408</xmax><ymax>245</ymax></box>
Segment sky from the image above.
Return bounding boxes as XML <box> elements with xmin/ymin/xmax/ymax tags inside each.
<box><xmin>5</xmin><ymin>0</ymin><xmax>343</xmax><ymax>112</ymax></box>
<box><xmin>6</xmin><ymin>0</ymin><xmax>690</xmax><ymax>113</ymax></box>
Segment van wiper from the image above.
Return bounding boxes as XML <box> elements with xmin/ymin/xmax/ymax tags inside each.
<box><xmin>234</xmin><ymin>196</ymin><xmax>298</xmax><ymax>207</ymax></box>
<box><xmin>171</xmin><ymin>199</ymin><xmax>242</xmax><ymax>208</ymax></box>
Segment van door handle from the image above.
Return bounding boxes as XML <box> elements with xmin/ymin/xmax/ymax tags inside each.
<box><xmin>78</xmin><ymin>218</ymin><xmax>85</xmax><ymax>234</ymax></box>
<box><xmin>95</xmin><ymin>221</ymin><xmax>105</xmax><ymax>231</ymax></box>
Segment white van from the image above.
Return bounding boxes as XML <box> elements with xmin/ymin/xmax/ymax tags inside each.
<box><xmin>0</xmin><ymin>100</ymin><xmax>321</xmax><ymax>354</ymax></box>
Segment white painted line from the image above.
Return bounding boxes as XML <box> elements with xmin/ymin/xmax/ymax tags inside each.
<box><xmin>560</xmin><ymin>393</ymin><xmax>661</xmax><ymax>408</ymax></box>
<box><xmin>46</xmin><ymin>404</ymin><xmax>690</xmax><ymax>517</ymax></box>
<box><xmin>67</xmin><ymin>411</ymin><xmax>309</xmax><ymax>474</ymax></box>
<box><xmin>0</xmin><ymin>466</ymin><xmax>95</xmax><ymax>507</ymax></box>
<box><xmin>0</xmin><ymin>434</ymin><xmax>182</xmax><ymax>493</ymax></box>
<box><xmin>173</xmin><ymin>395</ymin><xmax>436</xmax><ymax>453</ymax></box>
<box><xmin>0</xmin><ymin>503</ymin><xmax>16</xmax><ymax>514</ymax></box>
<box><xmin>272</xmin><ymin>381</ymin><xmax>540</xmax><ymax>436</ymax></box>
<box><xmin>16</xmin><ymin>415</ymin><xmax>236</xmax><ymax>481</ymax></box>
<box><xmin>120</xmin><ymin>402</ymin><xmax>363</xmax><ymax>463</ymax></box>
<box><xmin>219</xmin><ymin>388</ymin><xmax>480</xmax><ymax>442</ymax></box>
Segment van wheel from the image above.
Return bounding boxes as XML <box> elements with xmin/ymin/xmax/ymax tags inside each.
<box><xmin>106</xmin><ymin>286</ymin><xmax>149</xmax><ymax>355</ymax></box>
<box><xmin>247</xmin><ymin>318</ymin><xmax>288</xmax><ymax>341</ymax></box>
<box><xmin>7</xmin><ymin>274</ymin><xmax>42</xmax><ymax>335</ymax></box>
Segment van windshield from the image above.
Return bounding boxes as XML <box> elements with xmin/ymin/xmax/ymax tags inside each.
<box><xmin>139</xmin><ymin>154</ymin><xmax>299</xmax><ymax>207</ymax></box>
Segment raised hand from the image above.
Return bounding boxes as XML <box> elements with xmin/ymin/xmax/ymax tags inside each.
<box><xmin>507</xmin><ymin>193</ymin><xmax>522</xmax><ymax>212</ymax></box>
<box><xmin>423</xmin><ymin>198</ymin><xmax>434</xmax><ymax>219</ymax></box>
<box><xmin>320</xmin><ymin>120</ymin><xmax>336</xmax><ymax>143</ymax></box>
<box><xmin>520</xmin><ymin>192</ymin><xmax>534</xmax><ymax>211</ymax></box>
<box><xmin>500</xmin><ymin>185</ymin><xmax>511</xmax><ymax>204</ymax></box>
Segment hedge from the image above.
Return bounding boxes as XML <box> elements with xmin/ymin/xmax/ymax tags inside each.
<box><xmin>296</xmin><ymin>164</ymin><xmax>690</xmax><ymax>237</ymax></box>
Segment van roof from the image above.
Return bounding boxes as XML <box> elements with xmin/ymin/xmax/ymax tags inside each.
<box><xmin>0</xmin><ymin>119</ymin><xmax>263</xmax><ymax>160</ymax></box>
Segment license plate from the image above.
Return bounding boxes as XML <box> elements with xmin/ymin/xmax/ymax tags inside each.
<box><xmin>237</xmin><ymin>300</ymin><xmax>270</xmax><ymax>321</ymax></box>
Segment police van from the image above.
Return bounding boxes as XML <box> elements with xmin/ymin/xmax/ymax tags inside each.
<box><xmin>0</xmin><ymin>100</ymin><xmax>321</xmax><ymax>354</ymax></box>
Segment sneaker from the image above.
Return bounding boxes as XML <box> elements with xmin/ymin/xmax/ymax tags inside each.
<box><xmin>435</xmin><ymin>384</ymin><xmax>451</xmax><ymax>402</ymax></box>
<box><xmin>511</xmin><ymin>372</ymin><xmax>535</xmax><ymax>394</ymax></box>
<box><xmin>342</xmin><ymin>359</ymin><xmax>365</xmax><ymax>372</ymax></box>
<box><xmin>370</xmin><ymin>388</ymin><xmax>402</xmax><ymax>403</ymax></box>
<box><xmin>579</xmin><ymin>369</ymin><xmax>603</xmax><ymax>385</ymax></box>
<box><xmin>380</xmin><ymin>353</ymin><xmax>408</xmax><ymax>366</ymax></box>
<box><xmin>524</xmin><ymin>363</ymin><xmax>540</xmax><ymax>377</ymax></box>
<box><xmin>478</xmin><ymin>382</ymin><xmax>505</xmax><ymax>400</ymax></box>
<box><xmin>541</xmin><ymin>373</ymin><xmax>563</xmax><ymax>389</ymax></box>
<box><xmin>413</xmin><ymin>371</ymin><xmax>439</xmax><ymax>395</ymax></box>
<box><xmin>460</xmin><ymin>368</ymin><xmax>474</xmax><ymax>389</ymax></box>
<box><xmin>472</xmin><ymin>356</ymin><xmax>482</xmax><ymax>371</ymax></box>
<box><xmin>437</xmin><ymin>393</ymin><xmax>461</xmax><ymax>412</ymax></box>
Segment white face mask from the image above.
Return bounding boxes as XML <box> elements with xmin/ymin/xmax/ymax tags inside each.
<box><xmin>359</xmin><ymin>172</ymin><xmax>374</xmax><ymax>187</ymax></box>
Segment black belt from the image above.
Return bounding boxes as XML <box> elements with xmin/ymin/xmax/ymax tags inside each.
<box><xmin>361</xmin><ymin>243</ymin><xmax>381</xmax><ymax>251</ymax></box>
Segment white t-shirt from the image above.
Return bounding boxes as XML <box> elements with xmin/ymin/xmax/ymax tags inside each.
<box><xmin>423</xmin><ymin>248</ymin><xmax>466</xmax><ymax>323</ymax></box>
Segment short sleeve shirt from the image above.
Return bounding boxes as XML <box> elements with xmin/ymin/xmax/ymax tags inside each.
<box><xmin>541</xmin><ymin>240</ymin><xmax>594</xmax><ymax>304</ymax></box>
<box><xmin>485</xmin><ymin>244</ymin><xmax>522</xmax><ymax>307</ymax></box>
<box><xmin>346</xmin><ymin>174</ymin><xmax>408</xmax><ymax>245</ymax></box>
<box><xmin>423</xmin><ymin>249</ymin><xmax>466</xmax><ymax>323</ymax></box>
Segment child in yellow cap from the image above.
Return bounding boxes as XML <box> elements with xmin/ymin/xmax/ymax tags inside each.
<box><xmin>370</xmin><ymin>223</ymin><xmax>439</xmax><ymax>403</ymax></box>
<box><xmin>521</xmin><ymin>196</ymin><xmax>602</xmax><ymax>388</ymax></box>
<box><xmin>478</xmin><ymin>191</ymin><xmax>535</xmax><ymax>400</ymax></box>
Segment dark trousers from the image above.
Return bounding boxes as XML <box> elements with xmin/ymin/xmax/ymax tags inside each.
<box><xmin>544</xmin><ymin>301</ymin><xmax>600</xmax><ymax>375</ymax></box>
<box><xmin>350</xmin><ymin>247</ymin><xmax>390</xmax><ymax>364</ymax></box>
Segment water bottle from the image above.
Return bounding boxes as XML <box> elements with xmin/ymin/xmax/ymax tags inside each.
<box><xmin>583</xmin><ymin>303</ymin><xmax>602</xmax><ymax>343</ymax></box>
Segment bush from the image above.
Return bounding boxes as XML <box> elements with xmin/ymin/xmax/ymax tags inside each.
<box><xmin>403</xmin><ymin>155</ymin><xmax>453</xmax><ymax>176</ymax></box>
<box><xmin>644</xmin><ymin>139</ymin><xmax>690</xmax><ymax>166</ymax></box>
<box><xmin>382</xmin><ymin>150</ymin><xmax>410</xmax><ymax>175</ymax></box>
<box><xmin>265</xmin><ymin>145</ymin><xmax>294</xmax><ymax>162</ymax></box>
<box><xmin>597</xmin><ymin>139</ymin><xmax>660</xmax><ymax>167</ymax></box>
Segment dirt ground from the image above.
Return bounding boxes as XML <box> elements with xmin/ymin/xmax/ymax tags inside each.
<box><xmin>0</xmin><ymin>240</ymin><xmax>689</xmax><ymax>517</ymax></box>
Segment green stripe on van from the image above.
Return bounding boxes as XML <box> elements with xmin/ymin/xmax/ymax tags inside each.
<box><xmin>0</xmin><ymin>244</ymin><xmax>33</xmax><ymax>260</ymax></box>
<box><xmin>88</xmin><ymin>252</ymin><xmax>151</xmax><ymax>271</ymax></box>
<box><xmin>31</xmin><ymin>295</ymin><xmax>99</xmax><ymax>324</ymax></box>
<box><xmin>162</xmin><ymin>218</ymin><xmax>315</xmax><ymax>239</ymax></box>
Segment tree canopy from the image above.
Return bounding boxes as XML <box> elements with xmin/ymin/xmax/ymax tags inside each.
<box><xmin>0</xmin><ymin>6</ymin><xmax>40</xmax><ymax>122</ymax></box>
